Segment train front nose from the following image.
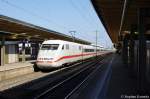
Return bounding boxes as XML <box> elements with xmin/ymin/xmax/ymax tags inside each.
<box><xmin>36</xmin><ymin>43</ymin><xmax>60</xmax><ymax>69</ymax></box>
<box><xmin>36</xmin><ymin>61</ymin><xmax>58</xmax><ymax>69</ymax></box>
<box><xmin>36</xmin><ymin>58</ymin><xmax>58</xmax><ymax>69</ymax></box>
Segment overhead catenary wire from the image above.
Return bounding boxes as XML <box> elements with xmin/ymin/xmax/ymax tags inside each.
<box><xmin>68</xmin><ymin>0</ymin><xmax>97</xmax><ymax>39</ymax></box>
<box><xmin>69</xmin><ymin>0</ymin><xmax>100</xmax><ymax>30</ymax></box>
<box><xmin>0</xmin><ymin>0</ymin><xmax>97</xmax><ymax>43</ymax></box>
<box><xmin>69</xmin><ymin>0</ymin><xmax>93</xmax><ymax>27</ymax></box>
<box><xmin>78</xmin><ymin>0</ymin><xmax>97</xmax><ymax>26</ymax></box>
<box><xmin>0</xmin><ymin>0</ymin><xmax>70</xmax><ymax>31</ymax></box>
<box><xmin>0</xmin><ymin>0</ymin><xmax>91</xmax><ymax>41</ymax></box>
<box><xmin>69</xmin><ymin>0</ymin><xmax>111</xmax><ymax>47</ymax></box>
<box><xmin>69</xmin><ymin>0</ymin><xmax>102</xmax><ymax>45</ymax></box>
<box><xmin>80</xmin><ymin>1</ymin><xmax>102</xmax><ymax>45</ymax></box>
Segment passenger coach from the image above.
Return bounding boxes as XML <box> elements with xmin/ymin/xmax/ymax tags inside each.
<box><xmin>36</xmin><ymin>40</ymin><xmax>102</xmax><ymax>69</ymax></box>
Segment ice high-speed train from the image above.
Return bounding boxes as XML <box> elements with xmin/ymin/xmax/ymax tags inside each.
<box><xmin>36</xmin><ymin>40</ymin><xmax>108</xmax><ymax>69</ymax></box>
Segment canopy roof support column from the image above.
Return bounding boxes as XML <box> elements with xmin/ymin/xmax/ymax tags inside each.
<box><xmin>129</xmin><ymin>25</ymin><xmax>136</xmax><ymax>75</ymax></box>
<box><xmin>1</xmin><ymin>36</ymin><xmax>5</xmax><ymax>66</ymax></box>
<box><xmin>22</xmin><ymin>40</ymin><xmax>26</xmax><ymax>62</ymax></box>
<box><xmin>122</xmin><ymin>36</ymin><xmax>129</xmax><ymax>65</ymax></box>
<box><xmin>138</xmin><ymin>8</ymin><xmax>149</xmax><ymax>93</ymax></box>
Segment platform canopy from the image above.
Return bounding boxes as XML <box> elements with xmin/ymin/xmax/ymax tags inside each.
<box><xmin>0</xmin><ymin>15</ymin><xmax>91</xmax><ymax>45</ymax></box>
<box><xmin>91</xmin><ymin>0</ymin><xmax>150</xmax><ymax>43</ymax></box>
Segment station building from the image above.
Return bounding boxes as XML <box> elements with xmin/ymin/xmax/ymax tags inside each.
<box><xmin>0</xmin><ymin>15</ymin><xmax>91</xmax><ymax>66</ymax></box>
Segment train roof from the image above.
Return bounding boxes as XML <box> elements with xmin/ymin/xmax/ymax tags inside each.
<box><xmin>42</xmin><ymin>40</ymin><xmax>83</xmax><ymax>45</ymax></box>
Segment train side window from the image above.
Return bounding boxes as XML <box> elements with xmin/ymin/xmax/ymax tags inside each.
<box><xmin>83</xmin><ymin>49</ymin><xmax>94</xmax><ymax>52</ymax></box>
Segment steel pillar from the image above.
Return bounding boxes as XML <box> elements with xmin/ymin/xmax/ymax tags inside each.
<box><xmin>35</xmin><ymin>43</ymin><xmax>39</xmax><ymax>59</ymax></box>
<box><xmin>31</xmin><ymin>42</ymin><xmax>39</xmax><ymax>60</ymax></box>
<box><xmin>129</xmin><ymin>25</ymin><xmax>136</xmax><ymax>73</ymax></box>
<box><xmin>122</xmin><ymin>36</ymin><xmax>128</xmax><ymax>65</ymax></box>
<box><xmin>22</xmin><ymin>40</ymin><xmax>26</xmax><ymax>62</ymax></box>
<box><xmin>138</xmin><ymin>8</ymin><xmax>147</xmax><ymax>92</ymax></box>
<box><xmin>0</xmin><ymin>36</ymin><xmax>5</xmax><ymax>66</ymax></box>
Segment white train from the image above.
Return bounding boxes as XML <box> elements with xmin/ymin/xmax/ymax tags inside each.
<box><xmin>36</xmin><ymin>40</ymin><xmax>108</xmax><ymax>69</ymax></box>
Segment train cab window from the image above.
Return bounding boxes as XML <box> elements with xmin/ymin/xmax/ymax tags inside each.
<box><xmin>66</xmin><ymin>44</ymin><xmax>69</xmax><ymax>50</ymax></box>
<box><xmin>41</xmin><ymin>44</ymin><xmax>59</xmax><ymax>50</ymax></box>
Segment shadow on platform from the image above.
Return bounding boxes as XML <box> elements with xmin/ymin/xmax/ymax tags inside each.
<box><xmin>106</xmin><ymin>54</ymin><xmax>140</xmax><ymax>99</ymax></box>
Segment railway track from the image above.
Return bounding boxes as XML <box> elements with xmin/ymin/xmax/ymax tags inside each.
<box><xmin>35</xmin><ymin>57</ymin><xmax>105</xmax><ymax>99</ymax></box>
<box><xmin>0</xmin><ymin>57</ymin><xmax>93</xmax><ymax>91</ymax></box>
<box><xmin>0</xmin><ymin>55</ymin><xmax>108</xmax><ymax>99</ymax></box>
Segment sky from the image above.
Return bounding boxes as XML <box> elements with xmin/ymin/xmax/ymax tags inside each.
<box><xmin>0</xmin><ymin>0</ymin><xmax>113</xmax><ymax>48</ymax></box>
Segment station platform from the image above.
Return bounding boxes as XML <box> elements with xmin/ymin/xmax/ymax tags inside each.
<box><xmin>70</xmin><ymin>54</ymin><xmax>139</xmax><ymax>99</ymax></box>
<box><xmin>105</xmin><ymin>54</ymin><xmax>137</xmax><ymax>99</ymax></box>
<box><xmin>0</xmin><ymin>60</ymin><xmax>36</xmax><ymax>81</ymax></box>
<box><xmin>1</xmin><ymin>54</ymin><xmax>147</xmax><ymax>99</ymax></box>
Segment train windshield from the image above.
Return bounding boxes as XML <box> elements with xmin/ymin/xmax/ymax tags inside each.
<box><xmin>41</xmin><ymin>44</ymin><xmax>59</xmax><ymax>50</ymax></box>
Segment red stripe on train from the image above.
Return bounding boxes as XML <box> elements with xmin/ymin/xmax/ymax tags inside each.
<box><xmin>37</xmin><ymin>52</ymin><xmax>104</xmax><ymax>63</ymax></box>
<box><xmin>54</xmin><ymin>52</ymin><xmax>96</xmax><ymax>62</ymax></box>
